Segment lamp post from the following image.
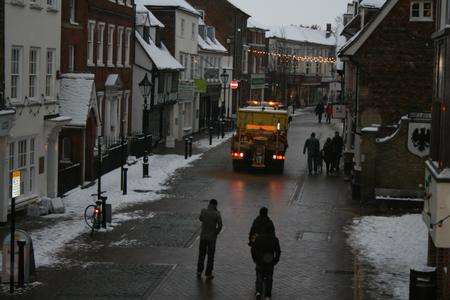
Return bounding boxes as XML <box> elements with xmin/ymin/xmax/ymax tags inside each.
<box><xmin>139</xmin><ymin>73</ymin><xmax>152</xmax><ymax>178</ymax></box>
<box><xmin>220</xmin><ymin>69</ymin><xmax>229</xmax><ymax>119</ymax></box>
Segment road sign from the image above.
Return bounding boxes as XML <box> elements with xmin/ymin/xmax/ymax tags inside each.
<box><xmin>11</xmin><ymin>171</ymin><xmax>20</xmax><ymax>198</ymax></box>
<box><xmin>230</xmin><ymin>80</ymin><xmax>239</xmax><ymax>90</ymax></box>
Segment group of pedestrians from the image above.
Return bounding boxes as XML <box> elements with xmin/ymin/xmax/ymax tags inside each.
<box><xmin>303</xmin><ymin>131</ymin><xmax>344</xmax><ymax>176</ymax></box>
<box><xmin>314</xmin><ymin>101</ymin><xmax>333</xmax><ymax>124</ymax></box>
<box><xmin>196</xmin><ymin>200</ymin><xmax>280</xmax><ymax>300</ymax></box>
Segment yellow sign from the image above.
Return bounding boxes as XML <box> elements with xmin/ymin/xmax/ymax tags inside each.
<box><xmin>11</xmin><ymin>170</ymin><xmax>21</xmax><ymax>198</ymax></box>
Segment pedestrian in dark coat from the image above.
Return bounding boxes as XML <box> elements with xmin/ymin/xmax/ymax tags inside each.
<box><xmin>197</xmin><ymin>199</ymin><xmax>223</xmax><ymax>279</ymax></box>
<box><xmin>332</xmin><ymin>132</ymin><xmax>344</xmax><ymax>172</ymax></box>
<box><xmin>303</xmin><ymin>132</ymin><xmax>321</xmax><ymax>175</ymax></box>
<box><xmin>251</xmin><ymin>224</ymin><xmax>281</xmax><ymax>299</ymax></box>
<box><xmin>322</xmin><ymin>138</ymin><xmax>334</xmax><ymax>175</ymax></box>
<box><xmin>249</xmin><ymin>207</ymin><xmax>275</xmax><ymax>247</ymax></box>
<box><xmin>315</xmin><ymin>102</ymin><xmax>325</xmax><ymax>123</ymax></box>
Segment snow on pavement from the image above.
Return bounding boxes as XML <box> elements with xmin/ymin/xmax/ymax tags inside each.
<box><xmin>346</xmin><ymin>214</ymin><xmax>428</xmax><ymax>299</ymax></box>
<box><xmin>30</xmin><ymin>135</ymin><xmax>231</xmax><ymax>267</ymax></box>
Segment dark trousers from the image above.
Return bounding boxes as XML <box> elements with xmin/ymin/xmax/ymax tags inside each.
<box><xmin>326</xmin><ymin>114</ymin><xmax>331</xmax><ymax>123</ymax></box>
<box><xmin>256</xmin><ymin>266</ymin><xmax>274</xmax><ymax>297</ymax></box>
<box><xmin>307</xmin><ymin>155</ymin><xmax>319</xmax><ymax>175</ymax></box>
<box><xmin>197</xmin><ymin>239</ymin><xmax>216</xmax><ymax>276</ymax></box>
<box><xmin>325</xmin><ymin>161</ymin><xmax>332</xmax><ymax>174</ymax></box>
<box><xmin>334</xmin><ymin>155</ymin><xmax>341</xmax><ymax>171</ymax></box>
<box><xmin>317</xmin><ymin>113</ymin><xmax>323</xmax><ymax>123</ymax></box>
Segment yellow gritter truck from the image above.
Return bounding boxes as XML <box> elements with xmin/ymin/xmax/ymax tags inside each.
<box><xmin>231</xmin><ymin>106</ymin><xmax>289</xmax><ymax>173</ymax></box>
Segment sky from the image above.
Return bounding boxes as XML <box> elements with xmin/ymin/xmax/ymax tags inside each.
<box><xmin>229</xmin><ymin>0</ymin><xmax>350</xmax><ymax>28</ymax></box>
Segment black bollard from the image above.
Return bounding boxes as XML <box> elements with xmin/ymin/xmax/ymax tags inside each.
<box><xmin>123</xmin><ymin>168</ymin><xmax>128</xmax><ymax>195</ymax></box>
<box><xmin>221</xmin><ymin>120</ymin><xmax>225</xmax><ymax>139</ymax></box>
<box><xmin>18</xmin><ymin>241</ymin><xmax>26</xmax><ymax>288</ymax></box>
<box><xmin>101</xmin><ymin>196</ymin><xmax>107</xmax><ymax>229</ymax></box>
<box><xmin>189</xmin><ymin>136</ymin><xmax>193</xmax><ymax>157</ymax></box>
<box><xmin>209</xmin><ymin>127</ymin><xmax>213</xmax><ymax>146</ymax></box>
<box><xmin>143</xmin><ymin>152</ymin><xmax>149</xmax><ymax>178</ymax></box>
<box><xmin>185</xmin><ymin>138</ymin><xmax>189</xmax><ymax>159</ymax></box>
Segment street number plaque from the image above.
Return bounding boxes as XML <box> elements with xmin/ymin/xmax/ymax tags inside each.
<box><xmin>11</xmin><ymin>171</ymin><xmax>20</xmax><ymax>198</ymax></box>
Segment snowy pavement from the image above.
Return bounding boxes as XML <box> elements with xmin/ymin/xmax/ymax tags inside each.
<box><xmin>346</xmin><ymin>214</ymin><xmax>428</xmax><ymax>299</ymax></box>
<box><xmin>24</xmin><ymin>134</ymin><xmax>233</xmax><ymax>267</ymax></box>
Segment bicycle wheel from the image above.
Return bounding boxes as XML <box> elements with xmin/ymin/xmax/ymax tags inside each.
<box><xmin>84</xmin><ymin>205</ymin><xmax>97</xmax><ymax>229</ymax></box>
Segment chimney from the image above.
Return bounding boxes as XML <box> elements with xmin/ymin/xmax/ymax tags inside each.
<box><xmin>326</xmin><ymin>23</ymin><xmax>332</xmax><ymax>38</ymax></box>
<box><xmin>207</xmin><ymin>26</ymin><xmax>215</xmax><ymax>41</ymax></box>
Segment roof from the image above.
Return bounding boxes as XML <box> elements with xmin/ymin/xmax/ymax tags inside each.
<box><xmin>136</xmin><ymin>4</ymin><xmax>165</xmax><ymax>28</ymax></box>
<box><xmin>360</xmin><ymin>0</ymin><xmax>387</xmax><ymax>8</ymax></box>
<box><xmin>226</xmin><ymin>0</ymin><xmax>251</xmax><ymax>17</ymax></box>
<box><xmin>247</xmin><ymin>17</ymin><xmax>268</xmax><ymax>31</ymax></box>
<box><xmin>240</xmin><ymin>107</ymin><xmax>288</xmax><ymax>114</ymax></box>
<box><xmin>267</xmin><ymin>25</ymin><xmax>336</xmax><ymax>46</ymax></box>
<box><xmin>339</xmin><ymin>0</ymin><xmax>397</xmax><ymax>57</ymax></box>
<box><xmin>136</xmin><ymin>32</ymin><xmax>184</xmax><ymax>70</ymax></box>
<box><xmin>136</xmin><ymin>0</ymin><xmax>201</xmax><ymax>16</ymax></box>
<box><xmin>59</xmin><ymin>74</ymin><xmax>98</xmax><ymax>127</ymax></box>
<box><xmin>198</xmin><ymin>34</ymin><xmax>227</xmax><ymax>53</ymax></box>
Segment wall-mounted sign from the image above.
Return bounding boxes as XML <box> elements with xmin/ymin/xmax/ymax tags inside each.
<box><xmin>332</xmin><ymin>104</ymin><xmax>346</xmax><ymax>119</ymax></box>
<box><xmin>11</xmin><ymin>171</ymin><xmax>21</xmax><ymax>198</ymax></box>
<box><xmin>408</xmin><ymin>122</ymin><xmax>431</xmax><ymax>158</ymax></box>
<box><xmin>230</xmin><ymin>80</ymin><xmax>239</xmax><ymax>90</ymax></box>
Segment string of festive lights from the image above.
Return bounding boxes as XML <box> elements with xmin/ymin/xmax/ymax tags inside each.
<box><xmin>247</xmin><ymin>48</ymin><xmax>336</xmax><ymax>64</ymax></box>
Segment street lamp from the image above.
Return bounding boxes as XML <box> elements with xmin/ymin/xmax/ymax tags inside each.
<box><xmin>220</xmin><ymin>69</ymin><xmax>229</xmax><ymax>118</ymax></box>
<box><xmin>139</xmin><ymin>73</ymin><xmax>152</xmax><ymax>178</ymax></box>
<box><xmin>139</xmin><ymin>73</ymin><xmax>152</xmax><ymax>136</ymax></box>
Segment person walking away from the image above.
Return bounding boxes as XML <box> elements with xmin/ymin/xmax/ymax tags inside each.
<box><xmin>325</xmin><ymin>103</ymin><xmax>333</xmax><ymax>124</ymax></box>
<box><xmin>332</xmin><ymin>132</ymin><xmax>344</xmax><ymax>173</ymax></box>
<box><xmin>197</xmin><ymin>199</ymin><xmax>223</xmax><ymax>279</ymax></box>
<box><xmin>249</xmin><ymin>207</ymin><xmax>275</xmax><ymax>247</ymax></box>
<box><xmin>251</xmin><ymin>225</ymin><xmax>281</xmax><ymax>299</ymax></box>
<box><xmin>315</xmin><ymin>102</ymin><xmax>325</xmax><ymax>123</ymax></box>
<box><xmin>303</xmin><ymin>132</ymin><xmax>321</xmax><ymax>175</ymax></box>
<box><xmin>323</xmin><ymin>138</ymin><xmax>334</xmax><ymax>175</ymax></box>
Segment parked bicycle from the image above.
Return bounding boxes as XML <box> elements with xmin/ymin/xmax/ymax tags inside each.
<box><xmin>84</xmin><ymin>192</ymin><xmax>106</xmax><ymax>236</ymax></box>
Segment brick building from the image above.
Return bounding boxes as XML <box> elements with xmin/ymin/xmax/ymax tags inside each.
<box><xmin>58</xmin><ymin>0</ymin><xmax>134</xmax><ymax>191</ymax></box>
<box><xmin>338</xmin><ymin>0</ymin><xmax>434</xmax><ymax>201</ymax></box>
<box><xmin>423</xmin><ymin>0</ymin><xmax>450</xmax><ymax>297</ymax></box>
<box><xmin>0</xmin><ymin>0</ymin><xmax>3</xmax><ymax>108</ymax></box>
<box><xmin>185</xmin><ymin>0</ymin><xmax>250</xmax><ymax>114</ymax></box>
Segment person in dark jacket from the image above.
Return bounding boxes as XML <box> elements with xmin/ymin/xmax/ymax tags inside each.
<box><xmin>322</xmin><ymin>138</ymin><xmax>334</xmax><ymax>175</ymax></box>
<box><xmin>251</xmin><ymin>224</ymin><xmax>281</xmax><ymax>299</ymax></box>
<box><xmin>315</xmin><ymin>102</ymin><xmax>325</xmax><ymax>123</ymax></box>
<box><xmin>197</xmin><ymin>199</ymin><xmax>223</xmax><ymax>279</ymax></box>
<box><xmin>249</xmin><ymin>207</ymin><xmax>275</xmax><ymax>247</ymax></box>
<box><xmin>303</xmin><ymin>132</ymin><xmax>321</xmax><ymax>175</ymax></box>
<box><xmin>332</xmin><ymin>131</ymin><xmax>344</xmax><ymax>172</ymax></box>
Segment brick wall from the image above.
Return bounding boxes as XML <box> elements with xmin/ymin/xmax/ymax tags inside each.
<box><xmin>353</xmin><ymin>0</ymin><xmax>434</xmax><ymax>126</ymax></box>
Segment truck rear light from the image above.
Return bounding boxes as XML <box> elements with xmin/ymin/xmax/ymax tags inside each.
<box><xmin>232</xmin><ymin>152</ymin><xmax>244</xmax><ymax>159</ymax></box>
<box><xmin>273</xmin><ymin>155</ymin><xmax>285</xmax><ymax>160</ymax></box>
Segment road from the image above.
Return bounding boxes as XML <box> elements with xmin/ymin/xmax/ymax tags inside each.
<box><xmin>7</xmin><ymin>110</ymin><xmax>360</xmax><ymax>300</ymax></box>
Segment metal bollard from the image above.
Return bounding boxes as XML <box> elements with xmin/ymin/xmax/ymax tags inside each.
<box><xmin>123</xmin><ymin>168</ymin><xmax>128</xmax><ymax>195</ymax></box>
<box><xmin>143</xmin><ymin>152</ymin><xmax>149</xmax><ymax>178</ymax></box>
<box><xmin>209</xmin><ymin>127</ymin><xmax>213</xmax><ymax>146</ymax></box>
<box><xmin>221</xmin><ymin>120</ymin><xmax>225</xmax><ymax>139</ymax></box>
<box><xmin>185</xmin><ymin>138</ymin><xmax>189</xmax><ymax>159</ymax></box>
<box><xmin>189</xmin><ymin>136</ymin><xmax>193</xmax><ymax>157</ymax></box>
<box><xmin>101</xmin><ymin>196</ymin><xmax>107</xmax><ymax>229</ymax></box>
<box><xmin>18</xmin><ymin>241</ymin><xmax>26</xmax><ymax>288</ymax></box>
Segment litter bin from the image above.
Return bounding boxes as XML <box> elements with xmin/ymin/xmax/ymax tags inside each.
<box><xmin>2</xmin><ymin>229</ymin><xmax>35</xmax><ymax>283</ymax></box>
<box><xmin>410</xmin><ymin>267</ymin><xmax>437</xmax><ymax>300</ymax></box>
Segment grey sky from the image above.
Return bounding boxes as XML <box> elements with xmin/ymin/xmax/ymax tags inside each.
<box><xmin>231</xmin><ymin>0</ymin><xmax>350</xmax><ymax>27</ymax></box>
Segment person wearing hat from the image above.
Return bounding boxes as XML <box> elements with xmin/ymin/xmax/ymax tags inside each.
<box><xmin>197</xmin><ymin>199</ymin><xmax>223</xmax><ymax>279</ymax></box>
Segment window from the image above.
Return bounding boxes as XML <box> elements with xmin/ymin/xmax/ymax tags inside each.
<box><xmin>107</xmin><ymin>25</ymin><xmax>115</xmax><ymax>66</ymax></box>
<box><xmin>29</xmin><ymin>48</ymin><xmax>39</xmax><ymax>99</ymax></box>
<box><xmin>410</xmin><ymin>1</ymin><xmax>433</xmax><ymax>21</ymax></box>
<box><xmin>124</xmin><ymin>28</ymin><xmax>131</xmax><ymax>66</ymax></box>
<box><xmin>181</xmin><ymin>19</ymin><xmax>185</xmax><ymax>37</ymax></box>
<box><xmin>69</xmin><ymin>0</ymin><xmax>76</xmax><ymax>23</ymax></box>
<box><xmin>47</xmin><ymin>0</ymin><xmax>57</xmax><ymax>9</ymax></box>
<box><xmin>46</xmin><ymin>49</ymin><xmax>54</xmax><ymax>97</ymax></box>
<box><xmin>117</xmin><ymin>27</ymin><xmax>124</xmax><ymax>66</ymax></box>
<box><xmin>316</xmin><ymin>62</ymin><xmax>321</xmax><ymax>75</ymax></box>
<box><xmin>97</xmin><ymin>23</ymin><xmax>105</xmax><ymax>65</ymax></box>
<box><xmin>8</xmin><ymin>138</ymin><xmax>36</xmax><ymax>196</ymax></box>
<box><xmin>306</xmin><ymin>62</ymin><xmax>311</xmax><ymax>75</ymax></box>
<box><xmin>143</xmin><ymin>26</ymin><xmax>150</xmax><ymax>42</ymax></box>
<box><xmin>18</xmin><ymin>140</ymin><xmax>27</xmax><ymax>168</ymax></box>
<box><xmin>68</xmin><ymin>45</ymin><xmax>75</xmax><ymax>72</ymax></box>
<box><xmin>87</xmin><ymin>20</ymin><xmax>95</xmax><ymax>65</ymax></box>
<box><xmin>190</xmin><ymin>56</ymin><xmax>195</xmax><ymax>80</ymax></box>
<box><xmin>10</xmin><ymin>47</ymin><xmax>21</xmax><ymax>100</ymax></box>
<box><xmin>192</xmin><ymin>23</ymin><xmax>196</xmax><ymax>40</ymax></box>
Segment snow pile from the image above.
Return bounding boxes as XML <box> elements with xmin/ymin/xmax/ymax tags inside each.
<box><xmin>30</xmin><ymin>135</ymin><xmax>231</xmax><ymax>267</ymax></box>
<box><xmin>347</xmin><ymin>214</ymin><xmax>428</xmax><ymax>299</ymax></box>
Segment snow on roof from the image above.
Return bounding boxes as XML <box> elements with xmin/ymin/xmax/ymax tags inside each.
<box><xmin>247</xmin><ymin>17</ymin><xmax>268</xmax><ymax>31</ymax></box>
<box><xmin>136</xmin><ymin>32</ymin><xmax>184</xmax><ymax>70</ymax></box>
<box><xmin>136</xmin><ymin>3</ymin><xmax>165</xmax><ymax>27</ymax></box>
<box><xmin>105</xmin><ymin>74</ymin><xmax>121</xmax><ymax>87</ymax></box>
<box><xmin>360</xmin><ymin>0</ymin><xmax>387</xmax><ymax>8</ymax></box>
<box><xmin>198</xmin><ymin>34</ymin><xmax>227</xmax><ymax>53</ymax></box>
<box><xmin>338</xmin><ymin>29</ymin><xmax>363</xmax><ymax>55</ymax></box>
<box><xmin>0</xmin><ymin>109</ymin><xmax>15</xmax><ymax>116</ymax></box>
<box><xmin>267</xmin><ymin>25</ymin><xmax>336</xmax><ymax>46</ymax></box>
<box><xmin>59</xmin><ymin>74</ymin><xmax>96</xmax><ymax>126</ymax></box>
<box><xmin>136</xmin><ymin>0</ymin><xmax>201</xmax><ymax>16</ymax></box>
<box><xmin>226</xmin><ymin>0</ymin><xmax>251</xmax><ymax>16</ymax></box>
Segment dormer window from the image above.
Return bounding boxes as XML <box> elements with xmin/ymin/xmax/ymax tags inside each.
<box><xmin>410</xmin><ymin>1</ymin><xmax>433</xmax><ymax>21</ymax></box>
